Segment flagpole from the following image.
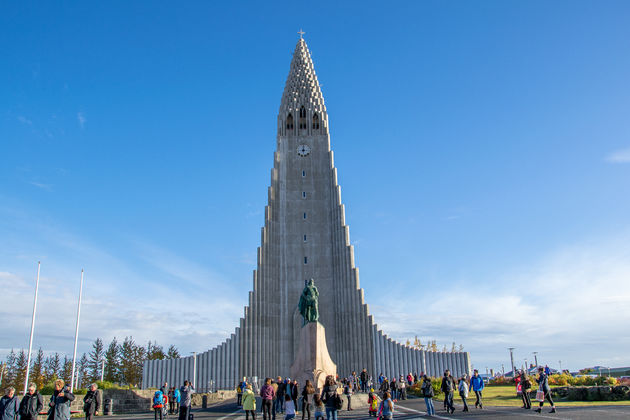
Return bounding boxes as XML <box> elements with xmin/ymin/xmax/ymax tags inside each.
<box><xmin>70</xmin><ymin>269</ymin><xmax>84</xmax><ymax>392</ymax></box>
<box><xmin>24</xmin><ymin>261</ymin><xmax>41</xmax><ymax>395</ymax></box>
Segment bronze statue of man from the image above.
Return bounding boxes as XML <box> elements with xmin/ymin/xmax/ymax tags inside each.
<box><xmin>298</xmin><ymin>278</ymin><xmax>319</xmax><ymax>325</ymax></box>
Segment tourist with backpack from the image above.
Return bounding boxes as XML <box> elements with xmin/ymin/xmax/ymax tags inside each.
<box><xmin>367</xmin><ymin>388</ymin><xmax>379</xmax><ymax>417</ymax></box>
<box><xmin>173</xmin><ymin>388</ymin><xmax>181</xmax><ymax>415</ymax></box>
<box><xmin>469</xmin><ymin>369</ymin><xmax>484</xmax><ymax>409</ymax></box>
<box><xmin>83</xmin><ymin>384</ymin><xmax>101</xmax><ymax>420</ymax></box>
<box><xmin>421</xmin><ymin>375</ymin><xmax>435</xmax><ymax>417</ymax></box>
<box><xmin>153</xmin><ymin>389</ymin><xmax>166</xmax><ymax>420</ymax></box>
<box><xmin>320</xmin><ymin>375</ymin><xmax>340</xmax><ymax>420</ymax></box>
<box><xmin>440</xmin><ymin>370</ymin><xmax>455</xmax><ymax>414</ymax></box>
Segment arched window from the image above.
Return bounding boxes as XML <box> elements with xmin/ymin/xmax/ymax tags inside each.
<box><xmin>286</xmin><ymin>113</ymin><xmax>294</xmax><ymax>130</ymax></box>
<box><xmin>299</xmin><ymin>106</ymin><xmax>307</xmax><ymax>129</ymax></box>
<box><xmin>312</xmin><ymin>113</ymin><xmax>320</xmax><ymax>129</ymax></box>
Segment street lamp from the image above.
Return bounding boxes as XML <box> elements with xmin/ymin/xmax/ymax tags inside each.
<box><xmin>191</xmin><ymin>352</ymin><xmax>197</xmax><ymax>388</ymax></box>
<box><xmin>533</xmin><ymin>352</ymin><xmax>538</xmax><ymax>368</ymax></box>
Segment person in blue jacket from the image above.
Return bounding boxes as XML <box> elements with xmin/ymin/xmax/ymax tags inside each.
<box><xmin>469</xmin><ymin>369</ymin><xmax>484</xmax><ymax>409</ymax></box>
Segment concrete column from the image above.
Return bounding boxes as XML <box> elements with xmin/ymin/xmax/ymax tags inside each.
<box><xmin>373</xmin><ymin>326</ymin><xmax>380</xmax><ymax>379</ymax></box>
<box><xmin>386</xmin><ymin>338</ymin><xmax>393</xmax><ymax>379</ymax></box>
<box><xmin>210</xmin><ymin>348</ymin><xmax>216</xmax><ymax>391</ymax></box>
<box><xmin>378</xmin><ymin>332</ymin><xmax>385</xmax><ymax>379</ymax></box>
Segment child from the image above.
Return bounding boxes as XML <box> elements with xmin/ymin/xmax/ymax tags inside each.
<box><xmin>284</xmin><ymin>394</ymin><xmax>295</xmax><ymax>420</ymax></box>
<box><xmin>313</xmin><ymin>394</ymin><xmax>325</xmax><ymax>420</ymax></box>
<box><xmin>367</xmin><ymin>388</ymin><xmax>379</xmax><ymax>417</ymax></box>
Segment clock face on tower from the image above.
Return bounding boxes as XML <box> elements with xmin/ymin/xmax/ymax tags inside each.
<box><xmin>297</xmin><ymin>144</ymin><xmax>311</xmax><ymax>157</ymax></box>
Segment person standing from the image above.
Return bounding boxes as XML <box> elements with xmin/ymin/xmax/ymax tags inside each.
<box><xmin>47</xmin><ymin>380</ymin><xmax>75</xmax><ymax>420</ymax></box>
<box><xmin>168</xmin><ymin>388</ymin><xmax>175</xmax><ymax>415</ymax></box>
<box><xmin>83</xmin><ymin>384</ymin><xmax>101</xmax><ymax>420</ymax></box>
<box><xmin>440</xmin><ymin>370</ymin><xmax>455</xmax><ymax>414</ymax></box>
<box><xmin>360</xmin><ymin>369</ymin><xmax>369</xmax><ymax>393</ymax></box>
<box><xmin>520</xmin><ymin>371</ymin><xmax>532</xmax><ymax>409</ymax></box>
<box><xmin>178</xmin><ymin>380</ymin><xmax>194</xmax><ymax>420</ymax></box>
<box><xmin>173</xmin><ymin>387</ymin><xmax>181</xmax><ymax>415</ymax></box>
<box><xmin>260</xmin><ymin>378</ymin><xmax>275</xmax><ymax>420</ymax></box>
<box><xmin>367</xmin><ymin>388</ymin><xmax>379</xmax><ymax>417</ymax></box>
<box><xmin>458</xmin><ymin>376</ymin><xmax>469</xmax><ymax>412</ymax></box>
<box><xmin>301</xmin><ymin>380</ymin><xmax>315</xmax><ymax>420</ymax></box>
<box><xmin>242</xmin><ymin>384</ymin><xmax>256</xmax><ymax>420</ymax></box>
<box><xmin>421</xmin><ymin>376</ymin><xmax>435</xmax><ymax>417</ymax></box>
<box><xmin>1</xmin><ymin>387</ymin><xmax>20</xmax><ymax>420</ymax></box>
<box><xmin>290</xmin><ymin>380</ymin><xmax>299</xmax><ymax>414</ymax></box>
<box><xmin>320</xmin><ymin>375</ymin><xmax>338</xmax><ymax>420</ymax></box>
<box><xmin>469</xmin><ymin>369</ymin><xmax>484</xmax><ymax>409</ymax></box>
<box><xmin>379</xmin><ymin>377</ymin><xmax>389</xmax><ymax>398</ymax></box>
<box><xmin>275</xmin><ymin>377</ymin><xmax>286</xmax><ymax>415</ymax></box>
<box><xmin>378</xmin><ymin>391</ymin><xmax>394</xmax><ymax>420</ymax></box>
<box><xmin>342</xmin><ymin>380</ymin><xmax>352</xmax><ymax>411</ymax></box>
<box><xmin>397</xmin><ymin>376</ymin><xmax>406</xmax><ymax>401</ymax></box>
<box><xmin>161</xmin><ymin>382</ymin><xmax>169</xmax><ymax>396</ymax></box>
<box><xmin>19</xmin><ymin>384</ymin><xmax>44</xmax><ymax>420</ymax></box>
<box><xmin>535</xmin><ymin>367</ymin><xmax>556</xmax><ymax>413</ymax></box>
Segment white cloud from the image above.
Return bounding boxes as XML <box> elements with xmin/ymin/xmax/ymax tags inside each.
<box><xmin>77</xmin><ymin>112</ymin><xmax>86</xmax><ymax>128</ymax></box>
<box><xmin>28</xmin><ymin>181</ymin><xmax>53</xmax><ymax>191</ymax></box>
<box><xmin>370</xmin><ymin>231</ymin><xmax>630</xmax><ymax>371</ymax></box>
<box><xmin>606</xmin><ymin>147</ymin><xmax>630</xmax><ymax>163</ymax></box>
<box><xmin>17</xmin><ymin>116</ymin><xmax>33</xmax><ymax>125</ymax></box>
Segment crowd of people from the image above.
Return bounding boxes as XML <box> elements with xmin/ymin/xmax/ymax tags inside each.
<box><xmin>152</xmin><ymin>380</ymin><xmax>194</xmax><ymax>420</ymax></box>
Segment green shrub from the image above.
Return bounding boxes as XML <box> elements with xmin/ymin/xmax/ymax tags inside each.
<box><xmin>409</xmin><ymin>378</ymin><xmax>443</xmax><ymax>398</ymax></box>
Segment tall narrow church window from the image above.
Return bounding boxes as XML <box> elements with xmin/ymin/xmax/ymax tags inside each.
<box><xmin>304</xmin><ymin>235</ymin><xmax>307</xmax><ymax>242</ymax></box>
<box><xmin>312</xmin><ymin>113</ymin><xmax>319</xmax><ymax>129</ymax></box>
<box><xmin>303</xmin><ymin>212</ymin><xmax>307</xmax><ymax>219</ymax></box>
<box><xmin>286</xmin><ymin>113</ymin><xmax>294</xmax><ymax>130</ymax></box>
<box><xmin>299</xmin><ymin>106</ymin><xmax>307</xmax><ymax>129</ymax></box>
<box><xmin>304</xmin><ymin>257</ymin><xmax>308</xmax><ymax>264</ymax></box>
<box><xmin>302</xmin><ymin>170</ymin><xmax>306</xmax><ymax>177</ymax></box>
<box><xmin>302</xmin><ymin>191</ymin><xmax>306</xmax><ymax>198</ymax></box>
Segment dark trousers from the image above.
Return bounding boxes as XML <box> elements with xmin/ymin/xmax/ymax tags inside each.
<box><xmin>169</xmin><ymin>401</ymin><xmax>176</xmax><ymax>414</ymax></box>
<box><xmin>445</xmin><ymin>392</ymin><xmax>454</xmax><ymax>412</ymax></box>
<box><xmin>539</xmin><ymin>391</ymin><xmax>554</xmax><ymax>407</ymax></box>
<box><xmin>262</xmin><ymin>399</ymin><xmax>273</xmax><ymax>420</ymax></box>
<box><xmin>346</xmin><ymin>396</ymin><xmax>351</xmax><ymax>410</ymax></box>
<box><xmin>522</xmin><ymin>390</ymin><xmax>531</xmax><ymax>408</ymax></box>
<box><xmin>86</xmin><ymin>414</ymin><xmax>95</xmax><ymax>420</ymax></box>
<box><xmin>460</xmin><ymin>394</ymin><xmax>468</xmax><ymax>411</ymax></box>
<box><xmin>238</xmin><ymin>394</ymin><xmax>242</xmax><ymax>406</ymax></box>
<box><xmin>246</xmin><ymin>410</ymin><xmax>256</xmax><ymax>420</ymax></box>
<box><xmin>178</xmin><ymin>405</ymin><xmax>189</xmax><ymax>420</ymax></box>
<box><xmin>155</xmin><ymin>408</ymin><xmax>164</xmax><ymax>420</ymax></box>
<box><xmin>301</xmin><ymin>402</ymin><xmax>311</xmax><ymax>420</ymax></box>
<box><xmin>474</xmin><ymin>390</ymin><xmax>483</xmax><ymax>407</ymax></box>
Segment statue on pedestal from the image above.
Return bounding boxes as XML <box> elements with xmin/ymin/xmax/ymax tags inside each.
<box><xmin>298</xmin><ymin>278</ymin><xmax>319</xmax><ymax>325</ymax></box>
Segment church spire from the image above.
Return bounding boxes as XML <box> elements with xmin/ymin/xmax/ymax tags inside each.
<box><xmin>279</xmin><ymin>37</ymin><xmax>327</xmax><ymax>134</ymax></box>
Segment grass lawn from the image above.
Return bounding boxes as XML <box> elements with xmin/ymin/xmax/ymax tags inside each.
<box><xmin>425</xmin><ymin>386</ymin><xmax>630</xmax><ymax>407</ymax></box>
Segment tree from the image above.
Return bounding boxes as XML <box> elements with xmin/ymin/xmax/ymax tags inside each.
<box><xmin>44</xmin><ymin>353</ymin><xmax>61</xmax><ymax>384</ymax></box>
<box><xmin>14</xmin><ymin>349</ymin><xmax>29</xmax><ymax>391</ymax></box>
<box><xmin>4</xmin><ymin>349</ymin><xmax>17</xmax><ymax>388</ymax></box>
<box><xmin>61</xmin><ymin>356</ymin><xmax>73</xmax><ymax>384</ymax></box>
<box><xmin>78</xmin><ymin>353</ymin><xmax>89</xmax><ymax>388</ymax></box>
<box><xmin>119</xmin><ymin>337</ymin><xmax>142</xmax><ymax>386</ymax></box>
<box><xmin>88</xmin><ymin>338</ymin><xmax>105</xmax><ymax>382</ymax></box>
<box><xmin>166</xmin><ymin>345</ymin><xmax>180</xmax><ymax>359</ymax></box>
<box><xmin>147</xmin><ymin>342</ymin><xmax>166</xmax><ymax>360</ymax></box>
<box><xmin>451</xmin><ymin>342</ymin><xmax>457</xmax><ymax>353</ymax></box>
<box><xmin>30</xmin><ymin>348</ymin><xmax>45</xmax><ymax>389</ymax></box>
<box><xmin>104</xmin><ymin>338</ymin><xmax>120</xmax><ymax>383</ymax></box>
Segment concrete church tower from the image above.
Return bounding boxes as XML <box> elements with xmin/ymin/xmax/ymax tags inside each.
<box><xmin>143</xmin><ymin>37</ymin><xmax>471</xmax><ymax>390</ymax></box>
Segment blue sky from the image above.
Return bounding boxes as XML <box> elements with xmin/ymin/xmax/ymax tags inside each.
<box><xmin>2</xmin><ymin>1</ymin><xmax>630</xmax><ymax>374</ymax></box>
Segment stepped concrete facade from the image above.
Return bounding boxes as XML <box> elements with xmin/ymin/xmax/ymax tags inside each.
<box><xmin>143</xmin><ymin>37</ymin><xmax>471</xmax><ymax>391</ymax></box>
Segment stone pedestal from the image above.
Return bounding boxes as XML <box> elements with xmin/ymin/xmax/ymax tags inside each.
<box><xmin>290</xmin><ymin>322</ymin><xmax>337</xmax><ymax>392</ymax></box>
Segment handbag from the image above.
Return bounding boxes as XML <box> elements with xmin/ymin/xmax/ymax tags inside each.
<box><xmin>535</xmin><ymin>389</ymin><xmax>545</xmax><ymax>402</ymax></box>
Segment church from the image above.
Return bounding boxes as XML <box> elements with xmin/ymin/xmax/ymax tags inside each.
<box><xmin>143</xmin><ymin>36</ymin><xmax>470</xmax><ymax>390</ymax></box>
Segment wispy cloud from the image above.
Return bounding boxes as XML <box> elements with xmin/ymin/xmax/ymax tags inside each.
<box><xmin>17</xmin><ymin>116</ymin><xmax>33</xmax><ymax>125</ymax></box>
<box><xmin>77</xmin><ymin>112</ymin><xmax>86</xmax><ymax>129</ymax></box>
<box><xmin>28</xmin><ymin>181</ymin><xmax>53</xmax><ymax>191</ymax></box>
<box><xmin>606</xmin><ymin>147</ymin><xmax>630</xmax><ymax>163</ymax></box>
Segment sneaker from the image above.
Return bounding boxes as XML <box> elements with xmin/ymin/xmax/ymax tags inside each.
<box><xmin>535</xmin><ymin>408</ymin><xmax>541</xmax><ymax>413</ymax></box>
<box><xmin>549</xmin><ymin>408</ymin><xmax>556</xmax><ymax>413</ymax></box>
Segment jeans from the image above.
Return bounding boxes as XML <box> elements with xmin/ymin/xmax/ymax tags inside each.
<box><xmin>539</xmin><ymin>391</ymin><xmax>554</xmax><ymax>407</ymax></box>
<box><xmin>301</xmin><ymin>402</ymin><xmax>311</xmax><ymax>420</ymax></box>
<box><xmin>154</xmin><ymin>409</ymin><xmax>163</xmax><ymax>420</ymax></box>
<box><xmin>346</xmin><ymin>396</ymin><xmax>351</xmax><ymax>410</ymax></box>
<box><xmin>424</xmin><ymin>397</ymin><xmax>435</xmax><ymax>416</ymax></box>
<box><xmin>246</xmin><ymin>411</ymin><xmax>256</xmax><ymax>420</ymax></box>
<box><xmin>460</xmin><ymin>393</ymin><xmax>468</xmax><ymax>411</ymax></box>
<box><xmin>275</xmin><ymin>397</ymin><xmax>284</xmax><ymax>413</ymax></box>
<box><xmin>325</xmin><ymin>408</ymin><xmax>337</xmax><ymax>420</ymax></box>
<box><xmin>284</xmin><ymin>415</ymin><xmax>295</xmax><ymax>420</ymax></box>
<box><xmin>262</xmin><ymin>399</ymin><xmax>273</xmax><ymax>420</ymax></box>
<box><xmin>474</xmin><ymin>390</ymin><xmax>483</xmax><ymax>407</ymax></box>
<box><xmin>178</xmin><ymin>406</ymin><xmax>189</xmax><ymax>420</ymax></box>
<box><xmin>445</xmin><ymin>391</ymin><xmax>454</xmax><ymax>412</ymax></box>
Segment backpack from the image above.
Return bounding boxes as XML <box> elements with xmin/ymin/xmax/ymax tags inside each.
<box><xmin>153</xmin><ymin>391</ymin><xmax>164</xmax><ymax>408</ymax></box>
<box><xmin>333</xmin><ymin>393</ymin><xmax>343</xmax><ymax>410</ymax></box>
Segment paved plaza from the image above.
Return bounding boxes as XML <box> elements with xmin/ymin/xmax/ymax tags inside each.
<box><xmin>107</xmin><ymin>399</ymin><xmax>630</xmax><ymax>420</ymax></box>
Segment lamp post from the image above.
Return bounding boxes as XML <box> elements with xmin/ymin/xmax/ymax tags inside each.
<box><xmin>70</xmin><ymin>269</ymin><xmax>84</xmax><ymax>392</ymax></box>
<box><xmin>533</xmin><ymin>352</ymin><xmax>538</xmax><ymax>368</ymax></box>
<box><xmin>508</xmin><ymin>348</ymin><xmax>516</xmax><ymax>376</ymax></box>
<box><xmin>24</xmin><ymin>262</ymin><xmax>41</xmax><ymax>395</ymax></box>
<box><xmin>559</xmin><ymin>360</ymin><xmax>562</xmax><ymax>373</ymax></box>
<box><xmin>101</xmin><ymin>360</ymin><xmax>105</xmax><ymax>382</ymax></box>
<box><xmin>191</xmin><ymin>352</ymin><xmax>197</xmax><ymax>388</ymax></box>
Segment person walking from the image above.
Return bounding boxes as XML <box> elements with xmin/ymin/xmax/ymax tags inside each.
<box><xmin>242</xmin><ymin>384</ymin><xmax>257</xmax><ymax>420</ymax></box>
<box><xmin>19</xmin><ymin>384</ymin><xmax>44</xmax><ymax>420</ymax></box>
<box><xmin>520</xmin><ymin>371</ymin><xmax>532</xmax><ymax>409</ymax></box>
<box><xmin>367</xmin><ymin>388</ymin><xmax>379</xmax><ymax>417</ymax></box>
<box><xmin>421</xmin><ymin>375</ymin><xmax>435</xmax><ymax>417</ymax></box>
<box><xmin>153</xmin><ymin>389</ymin><xmax>166</xmax><ymax>420</ymax></box>
<box><xmin>535</xmin><ymin>367</ymin><xmax>556</xmax><ymax>413</ymax></box>
<box><xmin>440</xmin><ymin>370</ymin><xmax>455</xmax><ymax>414</ymax></box>
<box><xmin>390</xmin><ymin>377</ymin><xmax>397</xmax><ymax>401</ymax></box>
<box><xmin>260</xmin><ymin>378</ymin><xmax>275</xmax><ymax>420</ymax></box>
<box><xmin>178</xmin><ymin>380</ymin><xmax>194</xmax><ymax>420</ymax></box>
<box><xmin>397</xmin><ymin>376</ymin><xmax>406</xmax><ymax>400</ymax></box>
<box><xmin>320</xmin><ymin>375</ymin><xmax>339</xmax><ymax>420</ymax></box>
<box><xmin>458</xmin><ymin>376</ymin><xmax>469</xmax><ymax>412</ymax></box>
<box><xmin>378</xmin><ymin>391</ymin><xmax>394</xmax><ymax>420</ymax></box>
<box><xmin>379</xmin><ymin>377</ymin><xmax>389</xmax><ymax>399</ymax></box>
<box><xmin>0</xmin><ymin>387</ymin><xmax>19</xmax><ymax>420</ymax></box>
<box><xmin>301</xmin><ymin>380</ymin><xmax>315</xmax><ymax>420</ymax></box>
<box><xmin>47</xmin><ymin>380</ymin><xmax>75</xmax><ymax>420</ymax></box>
<box><xmin>83</xmin><ymin>384</ymin><xmax>101</xmax><ymax>420</ymax></box>
<box><xmin>469</xmin><ymin>369</ymin><xmax>484</xmax><ymax>409</ymax></box>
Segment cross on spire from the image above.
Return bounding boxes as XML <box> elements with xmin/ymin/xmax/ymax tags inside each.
<box><xmin>298</xmin><ymin>29</ymin><xmax>305</xmax><ymax>39</ymax></box>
